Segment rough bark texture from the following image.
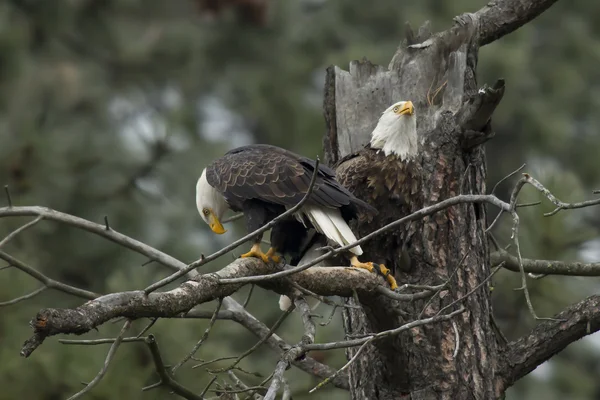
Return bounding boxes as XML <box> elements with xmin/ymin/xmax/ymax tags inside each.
<box><xmin>323</xmin><ymin>18</ymin><xmax>505</xmax><ymax>400</ymax></box>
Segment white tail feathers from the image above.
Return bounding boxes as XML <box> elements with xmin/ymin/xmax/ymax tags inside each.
<box><xmin>297</xmin><ymin>206</ymin><xmax>363</xmax><ymax>256</ymax></box>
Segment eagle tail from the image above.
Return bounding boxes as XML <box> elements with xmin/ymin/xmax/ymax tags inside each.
<box><xmin>300</xmin><ymin>206</ymin><xmax>363</xmax><ymax>256</ymax></box>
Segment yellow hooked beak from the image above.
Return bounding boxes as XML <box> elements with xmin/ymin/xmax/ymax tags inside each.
<box><xmin>208</xmin><ymin>213</ymin><xmax>226</xmax><ymax>235</ymax></box>
<box><xmin>398</xmin><ymin>101</ymin><xmax>414</xmax><ymax>116</ymax></box>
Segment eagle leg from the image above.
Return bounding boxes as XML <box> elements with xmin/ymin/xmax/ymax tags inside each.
<box><xmin>350</xmin><ymin>256</ymin><xmax>398</xmax><ymax>290</ymax></box>
<box><xmin>240</xmin><ymin>243</ymin><xmax>281</xmax><ymax>263</ymax></box>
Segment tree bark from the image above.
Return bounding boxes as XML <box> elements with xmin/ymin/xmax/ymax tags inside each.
<box><xmin>323</xmin><ymin>14</ymin><xmax>509</xmax><ymax>400</ymax></box>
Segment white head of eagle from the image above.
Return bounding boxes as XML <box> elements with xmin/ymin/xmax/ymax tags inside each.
<box><xmin>196</xmin><ymin>168</ymin><xmax>228</xmax><ymax>235</ymax></box>
<box><xmin>370</xmin><ymin>100</ymin><xmax>417</xmax><ymax>160</ymax></box>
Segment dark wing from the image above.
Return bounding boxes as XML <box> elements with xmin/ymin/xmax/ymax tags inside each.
<box><xmin>335</xmin><ymin>146</ymin><xmax>371</xmax><ymax>198</ymax></box>
<box><xmin>206</xmin><ymin>144</ymin><xmax>375</xmax><ymax>213</ymax></box>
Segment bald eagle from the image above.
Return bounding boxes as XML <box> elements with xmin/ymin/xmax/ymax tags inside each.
<box><xmin>195</xmin><ymin>144</ymin><xmax>397</xmax><ymax>288</ymax></box>
<box><xmin>335</xmin><ymin>100</ymin><xmax>420</xmax><ymax>276</ymax></box>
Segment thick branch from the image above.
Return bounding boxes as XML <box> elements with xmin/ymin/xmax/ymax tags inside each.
<box><xmin>1</xmin><ymin>205</ymin><xmax>343</xmax><ymax>387</ymax></box>
<box><xmin>20</xmin><ymin>258</ymin><xmax>398</xmax><ymax>357</ymax></box>
<box><xmin>475</xmin><ymin>0</ymin><xmax>560</xmax><ymax>46</ymax></box>
<box><xmin>492</xmin><ymin>249</ymin><xmax>600</xmax><ymax>276</ymax></box>
<box><xmin>498</xmin><ymin>295</ymin><xmax>600</xmax><ymax>390</ymax></box>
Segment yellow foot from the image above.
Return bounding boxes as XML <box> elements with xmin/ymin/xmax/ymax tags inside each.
<box><xmin>240</xmin><ymin>244</ymin><xmax>281</xmax><ymax>263</ymax></box>
<box><xmin>350</xmin><ymin>256</ymin><xmax>398</xmax><ymax>290</ymax></box>
<box><xmin>265</xmin><ymin>247</ymin><xmax>282</xmax><ymax>264</ymax></box>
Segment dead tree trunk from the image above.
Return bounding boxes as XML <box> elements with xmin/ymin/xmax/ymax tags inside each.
<box><xmin>323</xmin><ymin>15</ymin><xmax>508</xmax><ymax>400</ymax></box>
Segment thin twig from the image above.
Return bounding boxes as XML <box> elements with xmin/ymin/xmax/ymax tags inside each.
<box><xmin>0</xmin><ymin>286</ymin><xmax>47</xmax><ymax>307</ymax></box>
<box><xmin>507</xmin><ymin>176</ymin><xmax>554</xmax><ymax>321</ymax></box>
<box><xmin>0</xmin><ymin>216</ymin><xmax>43</xmax><ymax>248</ymax></box>
<box><xmin>290</xmin><ymin>281</ymin><xmax>359</xmax><ymax>309</ymax></box>
<box><xmin>304</xmin><ymin>308</ymin><xmax>465</xmax><ymax>352</ymax></box>
<box><xmin>143</xmin><ymin>335</ymin><xmax>203</xmax><ymax>400</ymax></box>
<box><xmin>208</xmin><ymin>306</ymin><xmax>295</xmax><ymax>373</ymax></box>
<box><xmin>65</xmin><ymin>320</ymin><xmax>132</xmax><ymax>400</ymax></box>
<box><xmin>144</xmin><ymin>157</ymin><xmax>322</xmax><ymax>294</ymax></box>
<box><xmin>199</xmin><ymin>376</ymin><xmax>218</xmax><ymax>398</ymax></box>
<box><xmin>243</xmin><ymin>285</ymin><xmax>255</xmax><ymax>308</ymax></box>
<box><xmin>172</xmin><ymin>298</ymin><xmax>223</xmax><ymax>374</ymax></box>
<box><xmin>523</xmin><ymin>174</ymin><xmax>600</xmax><ymax>216</ymax></box>
<box><xmin>223</xmin><ymin>213</ymin><xmax>244</xmax><ymax>224</ymax></box>
<box><xmin>377</xmin><ymin>285</ymin><xmax>443</xmax><ymax>301</ymax></box>
<box><xmin>418</xmin><ymin>250</ymin><xmax>471</xmax><ymax>319</ymax></box>
<box><xmin>437</xmin><ymin>265</ymin><xmax>503</xmax><ymax>316</ymax></box>
<box><xmin>136</xmin><ymin>318</ymin><xmax>158</xmax><ymax>338</ymax></box>
<box><xmin>227</xmin><ymin>370</ymin><xmax>265</xmax><ymax>399</ymax></box>
<box><xmin>0</xmin><ymin>206</ymin><xmax>197</xmax><ymax>279</ymax></box>
<box><xmin>491</xmin><ymin>163</ymin><xmax>526</xmax><ymax>195</ymax></box>
<box><xmin>0</xmin><ymin>251</ymin><xmax>98</xmax><ymax>300</ymax></box>
<box><xmin>320</xmin><ymin>306</ymin><xmax>338</xmax><ymax>327</ymax></box>
<box><xmin>309</xmin><ymin>336</ymin><xmax>371</xmax><ymax>394</ymax></box>
<box><xmin>4</xmin><ymin>185</ymin><xmax>12</xmax><ymax>207</ymax></box>
<box><xmin>516</xmin><ymin>201</ymin><xmax>541</xmax><ymax>208</ymax></box>
<box><xmin>59</xmin><ymin>337</ymin><xmax>147</xmax><ymax>345</ymax></box>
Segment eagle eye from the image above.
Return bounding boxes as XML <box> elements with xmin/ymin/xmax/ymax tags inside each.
<box><xmin>202</xmin><ymin>208</ymin><xmax>210</xmax><ymax>216</ymax></box>
<box><xmin>393</xmin><ymin>106</ymin><xmax>400</xmax><ymax>113</ymax></box>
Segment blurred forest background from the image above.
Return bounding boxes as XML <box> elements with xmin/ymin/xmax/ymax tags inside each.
<box><xmin>1</xmin><ymin>0</ymin><xmax>599</xmax><ymax>399</ymax></box>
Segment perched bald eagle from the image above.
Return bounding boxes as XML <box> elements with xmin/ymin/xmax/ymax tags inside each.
<box><xmin>195</xmin><ymin>144</ymin><xmax>397</xmax><ymax>288</ymax></box>
<box><xmin>335</xmin><ymin>100</ymin><xmax>420</xmax><ymax>276</ymax></box>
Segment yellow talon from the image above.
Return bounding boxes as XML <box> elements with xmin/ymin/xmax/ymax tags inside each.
<box><xmin>240</xmin><ymin>244</ymin><xmax>281</xmax><ymax>263</ymax></box>
<box><xmin>350</xmin><ymin>256</ymin><xmax>398</xmax><ymax>290</ymax></box>
<box><xmin>265</xmin><ymin>247</ymin><xmax>282</xmax><ymax>263</ymax></box>
<box><xmin>378</xmin><ymin>264</ymin><xmax>398</xmax><ymax>290</ymax></box>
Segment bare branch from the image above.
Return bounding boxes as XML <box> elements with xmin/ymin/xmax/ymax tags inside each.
<box><xmin>303</xmin><ymin>308</ymin><xmax>465</xmax><ymax>352</ymax></box>
<box><xmin>0</xmin><ymin>216</ymin><xmax>43</xmax><ymax>248</ymax></box>
<box><xmin>4</xmin><ymin>185</ymin><xmax>12</xmax><ymax>207</ymax></box>
<box><xmin>309</xmin><ymin>336</ymin><xmax>371</xmax><ymax>394</ymax></box>
<box><xmin>0</xmin><ymin>251</ymin><xmax>98</xmax><ymax>300</ymax></box>
<box><xmin>0</xmin><ymin>286</ymin><xmax>47</xmax><ymax>307</ymax></box>
<box><xmin>1</xmin><ymin>205</ymin><xmax>345</xmax><ymax>387</ymax></box>
<box><xmin>227</xmin><ymin>370</ymin><xmax>263</xmax><ymax>400</ymax></box>
<box><xmin>243</xmin><ymin>285</ymin><xmax>255</xmax><ymax>308</ymax></box>
<box><xmin>492</xmin><ymin>249</ymin><xmax>600</xmax><ymax>276</ymax></box>
<box><xmin>172</xmin><ymin>298</ymin><xmax>223</xmax><ymax>374</ymax></box>
<box><xmin>222</xmin><ymin>213</ymin><xmax>244</xmax><ymax>224</ymax></box>
<box><xmin>475</xmin><ymin>0</ymin><xmax>560</xmax><ymax>46</ymax></box>
<box><xmin>498</xmin><ymin>295</ymin><xmax>600</xmax><ymax>391</ymax></box>
<box><xmin>143</xmin><ymin>334</ymin><xmax>203</xmax><ymax>400</ymax></box>
<box><xmin>490</xmin><ymin>163</ymin><xmax>526</xmax><ymax>196</ymax></box>
<box><xmin>523</xmin><ymin>174</ymin><xmax>600</xmax><ymax>216</ymax></box>
<box><xmin>0</xmin><ymin>206</ymin><xmax>193</xmax><ymax>278</ymax></box>
<box><xmin>207</xmin><ymin>307</ymin><xmax>295</xmax><ymax>373</ymax></box>
<box><xmin>59</xmin><ymin>337</ymin><xmax>146</xmax><ymax>345</ymax></box>
<box><xmin>65</xmin><ymin>320</ymin><xmax>132</xmax><ymax>400</ymax></box>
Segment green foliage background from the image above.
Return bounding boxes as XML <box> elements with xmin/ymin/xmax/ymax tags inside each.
<box><xmin>1</xmin><ymin>1</ymin><xmax>599</xmax><ymax>399</ymax></box>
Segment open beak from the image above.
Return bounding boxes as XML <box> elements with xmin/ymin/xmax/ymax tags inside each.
<box><xmin>398</xmin><ymin>101</ymin><xmax>414</xmax><ymax>116</ymax></box>
<box><xmin>209</xmin><ymin>214</ymin><xmax>226</xmax><ymax>235</ymax></box>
